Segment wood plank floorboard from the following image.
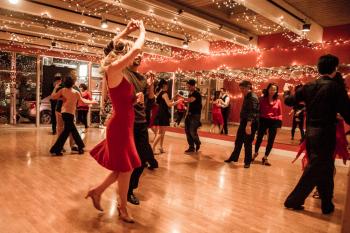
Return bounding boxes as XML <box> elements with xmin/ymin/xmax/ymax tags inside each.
<box><xmin>0</xmin><ymin>128</ymin><xmax>348</xmax><ymax>233</ymax></box>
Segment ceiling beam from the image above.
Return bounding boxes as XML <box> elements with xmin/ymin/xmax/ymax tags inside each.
<box><xmin>0</xmin><ymin>0</ymin><xmax>191</xmax><ymax>52</ymax></box>
<box><xmin>242</xmin><ymin>0</ymin><xmax>323</xmax><ymax>43</ymax></box>
<box><xmin>100</xmin><ymin>0</ymin><xmax>255</xmax><ymax>47</ymax></box>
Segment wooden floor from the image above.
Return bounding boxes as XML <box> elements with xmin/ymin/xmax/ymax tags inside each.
<box><xmin>0</xmin><ymin>127</ymin><xmax>348</xmax><ymax>233</ymax></box>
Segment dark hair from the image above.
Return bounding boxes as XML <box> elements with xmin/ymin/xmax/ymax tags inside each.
<box><xmin>79</xmin><ymin>83</ymin><xmax>88</xmax><ymax>91</ymax></box>
<box><xmin>295</xmin><ymin>84</ymin><xmax>303</xmax><ymax>91</ymax></box>
<box><xmin>214</xmin><ymin>91</ymin><xmax>221</xmax><ymax>100</ymax></box>
<box><xmin>103</xmin><ymin>40</ymin><xmax>127</xmax><ymax>56</ymax></box>
<box><xmin>187</xmin><ymin>79</ymin><xmax>196</xmax><ymax>86</ymax></box>
<box><xmin>263</xmin><ymin>83</ymin><xmax>279</xmax><ymax>100</ymax></box>
<box><xmin>156</xmin><ymin>79</ymin><xmax>168</xmax><ymax>93</ymax></box>
<box><xmin>333</xmin><ymin>72</ymin><xmax>347</xmax><ymax>91</ymax></box>
<box><xmin>104</xmin><ymin>40</ymin><xmax>114</xmax><ymax>56</ymax></box>
<box><xmin>317</xmin><ymin>54</ymin><xmax>339</xmax><ymax>75</ymax></box>
<box><xmin>239</xmin><ymin>80</ymin><xmax>252</xmax><ymax>89</ymax></box>
<box><xmin>64</xmin><ymin>76</ymin><xmax>74</xmax><ymax>88</ymax></box>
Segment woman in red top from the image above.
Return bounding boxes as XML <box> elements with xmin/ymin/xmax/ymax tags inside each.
<box><xmin>86</xmin><ymin>19</ymin><xmax>145</xmax><ymax>223</ymax></box>
<box><xmin>210</xmin><ymin>91</ymin><xmax>224</xmax><ymax>133</ymax></box>
<box><xmin>253</xmin><ymin>83</ymin><xmax>282</xmax><ymax>166</ymax></box>
<box><xmin>77</xmin><ymin>83</ymin><xmax>92</xmax><ymax>129</ymax></box>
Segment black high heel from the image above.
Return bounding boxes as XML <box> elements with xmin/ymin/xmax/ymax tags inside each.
<box><xmin>262</xmin><ymin>157</ymin><xmax>271</xmax><ymax>166</ymax></box>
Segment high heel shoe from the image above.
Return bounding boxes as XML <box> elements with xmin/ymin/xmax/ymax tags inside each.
<box><xmin>159</xmin><ymin>148</ymin><xmax>165</xmax><ymax>154</ymax></box>
<box><xmin>117</xmin><ymin>206</ymin><xmax>135</xmax><ymax>223</ymax></box>
<box><xmin>85</xmin><ymin>190</ymin><xmax>103</xmax><ymax>211</ymax></box>
<box><xmin>262</xmin><ymin>157</ymin><xmax>271</xmax><ymax>166</ymax></box>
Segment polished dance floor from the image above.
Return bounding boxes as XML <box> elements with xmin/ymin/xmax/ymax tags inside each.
<box><xmin>0</xmin><ymin>127</ymin><xmax>348</xmax><ymax>233</ymax></box>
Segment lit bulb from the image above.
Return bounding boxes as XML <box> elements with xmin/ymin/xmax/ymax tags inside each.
<box><xmin>101</xmin><ymin>19</ymin><xmax>108</xmax><ymax>29</ymax></box>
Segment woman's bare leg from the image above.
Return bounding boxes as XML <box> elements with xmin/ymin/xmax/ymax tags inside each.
<box><xmin>117</xmin><ymin>171</ymin><xmax>134</xmax><ymax>222</ymax></box>
<box><xmin>159</xmin><ymin>126</ymin><xmax>166</xmax><ymax>152</ymax></box>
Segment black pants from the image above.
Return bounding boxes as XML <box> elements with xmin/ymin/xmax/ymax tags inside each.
<box><xmin>175</xmin><ymin>111</ymin><xmax>185</xmax><ymax>125</ymax></box>
<box><xmin>50</xmin><ymin>113</ymin><xmax>85</xmax><ymax>153</ymax></box>
<box><xmin>291</xmin><ymin>117</ymin><xmax>304</xmax><ymax>140</ymax></box>
<box><xmin>185</xmin><ymin>114</ymin><xmax>201</xmax><ymax>149</ymax></box>
<box><xmin>229</xmin><ymin>119</ymin><xmax>258</xmax><ymax>165</ymax></box>
<box><xmin>50</xmin><ymin>100</ymin><xmax>57</xmax><ymax>133</ymax></box>
<box><xmin>77</xmin><ymin>109</ymin><xmax>88</xmax><ymax>128</ymax></box>
<box><xmin>285</xmin><ymin>126</ymin><xmax>336</xmax><ymax>211</ymax></box>
<box><xmin>128</xmin><ymin>122</ymin><xmax>158</xmax><ymax>194</ymax></box>
<box><xmin>221</xmin><ymin>107</ymin><xmax>230</xmax><ymax>135</ymax></box>
<box><xmin>255</xmin><ymin>118</ymin><xmax>280</xmax><ymax>157</ymax></box>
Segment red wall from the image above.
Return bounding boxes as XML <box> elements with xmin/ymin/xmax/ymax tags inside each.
<box><xmin>140</xmin><ymin>24</ymin><xmax>350</xmax><ymax>127</ymax></box>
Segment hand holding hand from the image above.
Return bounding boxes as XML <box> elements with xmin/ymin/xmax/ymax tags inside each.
<box><xmin>125</xmin><ymin>19</ymin><xmax>139</xmax><ymax>34</ymax></box>
<box><xmin>136</xmin><ymin>92</ymin><xmax>144</xmax><ymax>105</ymax></box>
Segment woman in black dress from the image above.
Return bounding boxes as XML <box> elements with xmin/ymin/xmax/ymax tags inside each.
<box><xmin>152</xmin><ymin>79</ymin><xmax>179</xmax><ymax>154</ymax></box>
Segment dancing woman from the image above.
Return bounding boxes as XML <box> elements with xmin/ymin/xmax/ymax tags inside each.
<box><xmin>210</xmin><ymin>91</ymin><xmax>224</xmax><ymax>133</ymax></box>
<box><xmin>152</xmin><ymin>79</ymin><xmax>179</xmax><ymax>154</ymax></box>
<box><xmin>253</xmin><ymin>83</ymin><xmax>283</xmax><ymax>166</ymax></box>
<box><xmin>86</xmin><ymin>19</ymin><xmax>145</xmax><ymax>223</ymax></box>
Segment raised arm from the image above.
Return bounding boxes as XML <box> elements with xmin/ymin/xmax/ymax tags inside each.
<box><xmin>51</xmin><ymin>84</ymin><xmax>63</xmax><ymax>100</ymax></box>
<box><xmin>107</xmin><ymin>20</ymin><xmax>145</xmax><ymax>72</ymax></box>
<box><xmin>283</xmin><ymin>84</ymin><xmax>304</xmax><ymax>107</ymax></box>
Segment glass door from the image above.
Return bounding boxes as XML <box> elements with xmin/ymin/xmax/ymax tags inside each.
<box><xmin>16</xmin><ymin>54</ymin><xmax>38</xmax><ymax>126</ymax></box>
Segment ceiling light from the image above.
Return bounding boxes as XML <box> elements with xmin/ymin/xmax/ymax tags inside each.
<box><xmin>101</xmin><ymin>19</ymin><xmax>108</xmax><ymax>29</ymax></box>
<box><xmin>302</xmin><ymin>23</ymin><xmax>311</xmax><ymax>32</ymax></box>
<box><xmin>9</xmin><ymin>0</ymin><xmax>20</xmax><ymax>4</ymax></box>
<box><xmin>182</xmin><ymin>39</ymin><xmax>189</xmax><ymax>49</ymax></box>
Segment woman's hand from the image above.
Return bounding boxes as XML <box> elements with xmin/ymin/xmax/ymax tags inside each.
<box><xmin>138</xmin><ymin>20</ymin><xmax>145</xmax><ymax>32</ymax></box>
<box><xmin>125</xmin><ymin>19</ymin><xmax>139</xmax><ymax>34</ymax></box>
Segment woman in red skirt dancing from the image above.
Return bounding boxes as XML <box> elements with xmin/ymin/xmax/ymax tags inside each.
<box><xmin>85</xmin><ymin>19</ymin><xmax>145</xmax><ymax>223</ymax></box>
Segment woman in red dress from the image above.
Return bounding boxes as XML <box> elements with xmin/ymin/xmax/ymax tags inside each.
<box><xmin>85</xmin><ymin>20</ymin><xmax>145</xmax><ymax>223</ymax></box>
<box><xmin>210</xmin><ymin>91</ymin><xmax>224</xmax><ymax>133</ymax></box>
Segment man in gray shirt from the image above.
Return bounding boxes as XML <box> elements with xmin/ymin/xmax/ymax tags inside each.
<box><xmin>124</xmin><ymin>54</ymin><xmax>158</xmax><ymax>205</ymax></box>
<box><xmin>224</xmin><ymin>80</ymin><xmax>259</xmax><ymax>168</ymax></box>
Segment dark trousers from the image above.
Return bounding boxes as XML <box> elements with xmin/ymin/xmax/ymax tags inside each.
<box><xmin>50</xmin><ymin>100</ymin><xmax>57</xmax><ymax>133</ymax></box>
<box><xmin>254</xmin><ymin>118</ymin><xmax>279</xmax><ymax>157</ymax></box>
<box><xmin>229</xmin><ymin>119</ymin><xmax>258</xmax><ymax>165</ymax></box>
<box><xmin>185</xmin><ymin>114</ymin><xmax>201</xmax><ymax>149</ymax></box>
<box><xmin>77</xmin><ymin>109</ymin><xmax>89</xmax><ymax>128</ymax></box>
<box><xmin>128</xmin><ymin>122</ymin><xmax>157</xmax><ymax>194</ymax></box>
<box><xmin>221</xmin><ymin>107</ymin><xmax>230</xmax><ymax>134</ymax></box>
<box><xmin>285</xmin><ymin>126</ymin><xmax>336</xmax><ymax>211</ymax></box>
<box><xmin>175</xmin><ymin>111</ymin><xmax>185</xmax><ymax>125</ymax></box>
<box><xmin>291</xmin><ymin>117</ymin><xmax>305</xmax><ymax>140</ymax></box>
<box><xmin>50</xmin><ymin>113</ymin><xmax>85</xmax><ymax>153</ymax></box>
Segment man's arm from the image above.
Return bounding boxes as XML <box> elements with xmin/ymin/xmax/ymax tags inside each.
<box><xmin>284</xmin><ymin>84</ymin><xmax>304</xmax><ymax>107</ymax></box>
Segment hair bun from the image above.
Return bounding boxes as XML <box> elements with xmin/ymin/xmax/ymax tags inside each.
<box><xmin>104</xmin><ymin>40</ymin><xmax>114</xmax><ymax>56</ymax></box>
<box><xmin>114</xmin><ymin>41</ymin><xmax>125</xmax><ymax>52</ymax></box>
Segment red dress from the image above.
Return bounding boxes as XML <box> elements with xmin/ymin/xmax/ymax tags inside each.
<box><xmin>212</xmin><ymin>102</ymin><xmax>224</xmax><ymax>125</ymax></box>
<box><xmin>90</xmin><ymin>78</ymin><xmax>141</xmax><ymax>172</ymax></box>
<box><xmin>293</xmin><ymin>119</ymin><xmax>349</xmax><ymax>169</ymax></box>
